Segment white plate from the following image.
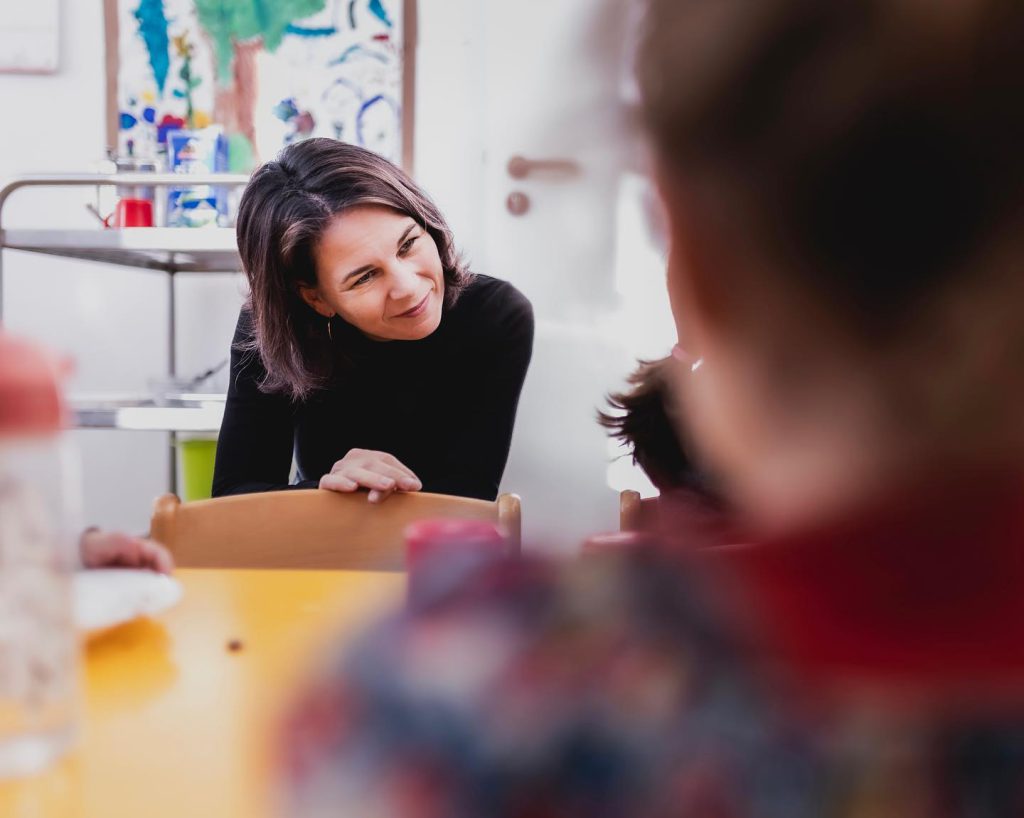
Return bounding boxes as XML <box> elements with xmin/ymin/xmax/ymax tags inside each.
<box><xmin>73</xmin><ymin>569</ymin><xmax>184</xmax><ymax>634</ymax></box>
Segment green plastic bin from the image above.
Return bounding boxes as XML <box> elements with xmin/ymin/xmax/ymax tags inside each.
<box><xmin>179</xmin><ymin>437</ymin><xmax>218</xmax><ymax>502</ymax></box>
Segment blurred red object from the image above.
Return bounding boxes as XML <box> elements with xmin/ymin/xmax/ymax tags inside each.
<box><xmin>404</xmin><ymin>518</ymin><xmax>512</xmax><ymax>606</ymax></box>
<box><xmin>405</xmin><ymin>518</ymin><xmax>510</xmax><ymax>565</ymax></box>
<box><xmin>105</xmin><ymin>197</ymin><xmax>154</xmax><ymax>228</ymax></box>
<box><xmin>0</xmin><ymin>331</ymin><xmax>66</xmax><ymax>435</ymax></box>
<box><xmin>720</xmin><ymin>470</ymin><xmax>1024</xmax><ymax>699</ymax></box>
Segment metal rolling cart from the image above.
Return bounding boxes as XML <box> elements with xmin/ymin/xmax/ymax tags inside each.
<box><xmin>0</xmin><ymin>172</ymin><xmax>251</xmax><ymax>491</ymax></box>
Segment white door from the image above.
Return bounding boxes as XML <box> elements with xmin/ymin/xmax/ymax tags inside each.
<box><xmin>474</xmin><ymin>1</ymin><xmax>676</xmax><ymax>550</ymax></box>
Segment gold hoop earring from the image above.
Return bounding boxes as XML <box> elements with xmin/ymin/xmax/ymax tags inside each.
<box><xmin>327</xmin><ymin>315</ymin><xmax>333</xmax><ymax>342</ymax></box>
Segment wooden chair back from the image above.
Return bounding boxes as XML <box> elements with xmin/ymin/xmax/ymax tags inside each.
<box><xmin>151</xmin><ymin>489</ymin><xmax>521</xmax><ymax>570</ymax></box>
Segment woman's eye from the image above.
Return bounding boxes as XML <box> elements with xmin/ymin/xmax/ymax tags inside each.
<box><xmin>399</xmin><ymin>235</ymin><xmax>418</xmax><ymax>255</ymax></box>
<box><xmin>353</xmin><ymin>270</ymin><xmax>377</xmax><ymax>287</ymax></box>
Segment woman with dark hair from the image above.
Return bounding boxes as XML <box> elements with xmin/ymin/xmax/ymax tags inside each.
<box><xmin>212</xmin><ymin>139</ymin><xmax>533</xmax><ymax>502</ymax></box>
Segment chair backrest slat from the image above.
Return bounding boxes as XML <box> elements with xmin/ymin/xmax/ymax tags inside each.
<box><xmin>151</xmin><ymin>489</ymin><xmax>521</xmax><ymax>570</ymax></box>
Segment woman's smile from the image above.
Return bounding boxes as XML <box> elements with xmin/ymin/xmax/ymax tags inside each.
<box><xmin>393</xmin><ymin>292</ymin><xmax>432</xmax><ymax>319</ymax></box>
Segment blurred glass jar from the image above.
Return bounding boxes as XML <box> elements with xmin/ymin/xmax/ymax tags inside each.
<box><xmin>0</xmin><ymin>332</ymin><xmax>81</xmax><ymax>777</ymax></box>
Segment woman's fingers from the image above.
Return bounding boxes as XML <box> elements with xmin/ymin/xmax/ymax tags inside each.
<box><xmin>369</xmin><ymin>463</ymin><xmax>422</xmax><ymax>490</ymax></box>
<box><xmin>344</xmin><ymin>466</ymin><xmax>401</xmax><ymax>491</ymax></box>
<box><xmin>320</xmin><ymin>451</ymin><xmax>422</xmax><ymax>497</ymax></box>
<box><xmin>319</xmin><ymin>472</ymin><xmax>359</xmax><ymax>492</ymax></box>
<box><xmin>321</xmin><ymin>467</ymin><xmax>416</xmax><ymax>498</ymax></box>
<box><xmin>343</xmin><ymin>449</ymin><xmax>419</xmax><ymax>484</ymax></box>
<box><xmin>367</xmin><ymin>487</ymin><xmax>394</xmax><ymax>504</ymax></box>
<box><xmin>377</xmin><ymin>453</ymin><xmax>420</xmax><ymax>482</ymax></box>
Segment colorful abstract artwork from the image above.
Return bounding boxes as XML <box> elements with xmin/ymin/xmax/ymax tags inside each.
<box><xmin>112</xmin><ymin>0</ymin><xmax>408</xmax><ymax>170</ymax></box>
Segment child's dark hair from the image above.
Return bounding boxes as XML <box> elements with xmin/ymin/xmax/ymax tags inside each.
<box><xmin>598</xmin><ymin>357</ymin><xmax>721</xmax><ymax>502</ymax></box>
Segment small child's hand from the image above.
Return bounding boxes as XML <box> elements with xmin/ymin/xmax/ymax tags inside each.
<box><xmin>80</xmin><ymin>528</ymin><xmax>175</xmax><ymax>574</ymax></box>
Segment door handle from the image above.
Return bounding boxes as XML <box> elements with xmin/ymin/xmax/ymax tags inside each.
<box><xmin>507</xmin><ymin>155</ymin><xmax>581</xmax><ymax>180</ymax></box>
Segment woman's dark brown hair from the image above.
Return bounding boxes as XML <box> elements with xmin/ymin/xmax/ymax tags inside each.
<box><xmin>235</xmin><ymin>138</ymin><xmax>470</xmax><ymax>400</ymax></box>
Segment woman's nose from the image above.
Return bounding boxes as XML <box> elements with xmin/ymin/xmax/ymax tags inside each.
<box><xmin>386</xmin><ymin>263</ymin><xmax>420</xmax><ymax>300</ymax></box>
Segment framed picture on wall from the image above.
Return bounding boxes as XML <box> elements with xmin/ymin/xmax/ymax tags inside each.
<box><xmin>0</xmin><ymin>1</ymin><xmax>60</xmax><ymax>74</ymax></box>
<box><xmin>104</xmin><ymin>0</ymin><xmax>416</xmax><ymax>172</ymax></box>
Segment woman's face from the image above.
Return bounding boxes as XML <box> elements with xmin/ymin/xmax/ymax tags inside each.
<box><xmin>302</xmin><ymin>205</ymin><xmax>445</xmax><ymax>341</ymax></box>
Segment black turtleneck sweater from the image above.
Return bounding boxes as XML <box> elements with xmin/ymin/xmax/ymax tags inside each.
<box><xmin>211</xmin><ymin>274</ymin><xmax>533</xmax><ymax>501</ymax></box>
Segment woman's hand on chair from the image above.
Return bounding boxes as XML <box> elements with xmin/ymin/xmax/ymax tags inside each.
<box><xmin>319</xmin><ymin>448</ymin><xmax>423</xmax><ymax>503</ymax></box>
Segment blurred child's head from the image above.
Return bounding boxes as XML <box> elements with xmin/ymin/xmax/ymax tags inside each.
<box><xmin>635</xmin><ymin>0</ymin><xmax>1024</xmax><ymax>530</ymax></box>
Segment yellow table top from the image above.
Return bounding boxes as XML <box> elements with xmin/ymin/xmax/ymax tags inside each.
<box><xmin>0</xmin><ymin>568</ymin><xmax>406</xmax><ymax>818</ymax></box>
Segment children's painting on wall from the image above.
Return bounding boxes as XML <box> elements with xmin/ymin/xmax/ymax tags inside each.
<box><xmin>109</xmin><ymin>0</ymin><xmax>412</xmax><ymax>172</ymax></box>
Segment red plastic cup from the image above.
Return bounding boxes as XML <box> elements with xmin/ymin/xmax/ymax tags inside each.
<box><xmin>111</xmin><ymin>197</ymin><xmax>154</xmax><ymax>228</ymax></box>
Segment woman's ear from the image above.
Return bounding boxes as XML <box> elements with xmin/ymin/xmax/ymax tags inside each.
<box><xmin>297</xmin><ymin>283</ymin><xmax>333</xmax><ymax>319</ymax></box>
